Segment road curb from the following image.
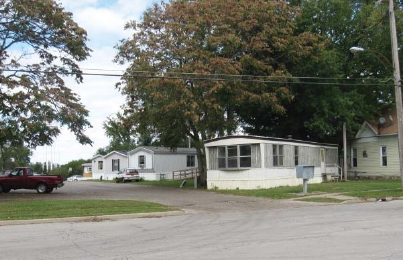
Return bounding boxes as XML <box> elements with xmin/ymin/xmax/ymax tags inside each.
<box><xmin>0</xmin><ymin>210</ymin><xmax>185</xmax><ymax>226</ymax></box>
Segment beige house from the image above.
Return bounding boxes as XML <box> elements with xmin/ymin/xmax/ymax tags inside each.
<box><xmin>348</xmin><ymin>108</ymin><xmax>400</xmax><ymax>178</ymax></box>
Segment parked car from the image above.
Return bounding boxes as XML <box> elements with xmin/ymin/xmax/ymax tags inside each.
<box><xmin>116</xmin><ymin>168</ymin><xmax>140</xmax><ymax>183</ymax></box>
<box><xmin>67</xmin><ymin>175</ymin><xmax>83</xmax><ymax>182</ymax></box>
<box><xmin>0</xmin><ymin>167</ymin><xmax>64</xmax><ymax>193</ymax></box>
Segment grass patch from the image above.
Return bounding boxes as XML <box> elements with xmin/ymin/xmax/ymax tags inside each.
<box><xmin>214</xmin><ymin>179</ymin><xmax>403</xmax><ymax>200</ymax></box>
<box><xmin>296</xmin><ymin>197</ymin><xmax>345</xmax><ymax>203</ymax></box>
<box><xmin>0</xmin><ymin>200</ymin><xmax>177</xmax><ymax>221</ymax></box>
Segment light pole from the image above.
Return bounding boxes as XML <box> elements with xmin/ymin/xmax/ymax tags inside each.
<box><xmin>388</xmin><ymin>0</ymin><xmax>403</xmax><ymax>189</ymax></box>
<box><xmin>350</xmin><ymin>0</ymin><xmax>403</xmax><ymax>189</ymax></box>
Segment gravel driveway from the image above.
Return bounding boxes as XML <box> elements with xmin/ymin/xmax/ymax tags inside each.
<box><xmin>1</xmin><ymin>181</ymin><xmax>315</xmax><ymax>214</ymax></box>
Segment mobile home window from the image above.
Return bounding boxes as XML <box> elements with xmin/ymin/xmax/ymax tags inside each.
<box><xmin>227</xmin><ymin>146</ymin><xmax>238</xmax><ymax>168</ymax></box>
<box><xmin>273</xmin><ymin>145</ymin><xmax>284</xmax><ymax>166</ymax></box>
<box><xmin>217</xmin><ymin>145</ymin><xmax>252</xmax><ymax>169</ymax></box>
<box><xmin>352</xmin><ymin>148</ymin><xmax>357</xmax><ymax>167</ymax></box>
<box><xmin>381</xmin><ymin>146</ymin><xmax>387</xmax><ymax>166</ymax></box>
<box><xmin>239</xmin><ymin>145</ymin><xmax>252</xmax><ymax>167</ymax></box>
<box><xmin>138</xmin><ymin>155</ymin><xmax>145</xmax><ymax>168</ymax></box>
<box><xmin>98</xmin><ymin>161</ymin><xmax>103</xmax><ymax>170</ymax></box>
<box><xmin>112</xmin><ymin>159</ymin><xmax>120</xmax><ymax>171</ymax></box>
<box><xmin>187</xmin><ymin>155</ymin><xmax>195</xmax><ymax>167</ymax></box>
<box><xmin>294</xmin><ymin>146</ymin><xmax>299</xmax><ymax>166</ymax></box>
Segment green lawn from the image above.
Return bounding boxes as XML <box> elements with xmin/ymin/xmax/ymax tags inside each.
<box><xmin>129</xmin><ymin>178</ymin><xmax>403</xmax><ymax>200</ymax></box>
<box><xmin>215</xmin><ymin>179</ymin><xmax>403</xmax><ymax>200</ymax></box>
<box><xmin>0</xmin><ymin>200</ymin><xmax>177</xmax><ymax>221</ymax></box>
<box><xmin>3</xmin><ymin>179</ymin><xmax>401</xmax><ymax>221</ymax></box>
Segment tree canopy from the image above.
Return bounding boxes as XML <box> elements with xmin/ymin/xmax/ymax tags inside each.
<box><xmin>115</xmin><ymin>0</ymin><xmax>323</xmax><ymax>182</ymax></box>
<box><xmin>0</xmin><ymin>0</ymin><xmax>93</xmax><ymax>153</ymax></box>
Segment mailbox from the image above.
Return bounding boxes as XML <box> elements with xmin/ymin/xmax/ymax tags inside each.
<box><xmin>296</xmin><ymin>165</ymin><xmax>314</xmax><ymax>179</ymax></box>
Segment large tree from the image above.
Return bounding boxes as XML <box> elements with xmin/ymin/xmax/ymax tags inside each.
<box><xmin>115</xmin><ymin>0</ymin><xmax>323</xmax><ymax>184</ymax></box>
<box><xmin>98</xmin><ymin>113</ymin><xmax>138</xmax><ymax>155</ymax></box>
<box><xmin>243</xmin><ymin>0</ymin><xmax>400</xmax><ymax>144</ymax></box>
<box><xmin>0</xmin><ymin>0</ymin><xmax>93</xmax><ymax>156</ymax></box>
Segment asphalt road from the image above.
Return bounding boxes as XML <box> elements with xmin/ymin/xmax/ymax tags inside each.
<box><xmin>1</xmin><ymin>182</ymin><xmax>403</xmax><ymax>260</ymax></box>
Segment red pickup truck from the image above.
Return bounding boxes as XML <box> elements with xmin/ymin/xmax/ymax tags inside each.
<box><xmin>0</xmin><ymin>167</ymin><xmax>64</xmax><ymax>194</ymax></box>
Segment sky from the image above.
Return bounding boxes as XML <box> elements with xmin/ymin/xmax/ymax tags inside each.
<box><xmin>30</xmin><ymin>0</ymin><xmax>160</xmax><ymax>165</ymax></box>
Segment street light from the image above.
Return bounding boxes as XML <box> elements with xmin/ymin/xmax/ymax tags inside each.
<box><xmin>349</xmin><ymin>47</ymin><xmax>393</xmax><ymax>73</ymax></box>
<box><xmin>350</xmin><ymin>0</ymin><xmax>403</xmax><ymax>189</ymax></box>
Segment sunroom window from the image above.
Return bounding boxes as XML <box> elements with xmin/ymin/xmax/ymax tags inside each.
<box><xmin>217</xmin><ymin>145</ymin><xmax>252</xmax><ymax>169</ymax></box>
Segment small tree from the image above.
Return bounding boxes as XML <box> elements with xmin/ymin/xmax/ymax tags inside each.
<box><xmin>0</xmin><ymin>0</ymin><xmax>93</xmax><ymax>152</ymax></box>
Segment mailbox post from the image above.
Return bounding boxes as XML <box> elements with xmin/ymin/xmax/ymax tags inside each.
<box><xmin>296</xmin><ymin>165</ymin><xmax>315</xmax><ymax>195</ymax></box>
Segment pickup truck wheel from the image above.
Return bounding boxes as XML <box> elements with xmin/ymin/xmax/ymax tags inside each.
<box><xmin>3</xmin><ymin>187</ymin><xmax>10</xmax><ymax>193</ymax></box>
<box><xmin>46</xmin><ymin>188</ymin><xmax>54</xmax><ymax>193</ymax></box>
<box><xmin>36</xmin><ymin>183</ymin><xmax>48</xmax><ymax>194</ymax></box>
<box><xmin>0</xmin><ymin>184</ymin><xmax>4</xmax><ymax>193</ymax></box>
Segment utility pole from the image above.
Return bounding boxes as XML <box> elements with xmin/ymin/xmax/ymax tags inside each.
<box><xmin>389</xmin><ymin>0</ymin><xmax>403</xmax><ymax>189</ymax></box>
<box><xmin>343</xmin><ymin>122</ymin><xmax>347</xmax><ymax>181</ymax></box>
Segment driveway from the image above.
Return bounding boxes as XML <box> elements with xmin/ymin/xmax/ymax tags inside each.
<box><xmin>1</xmin><ymin>181</ymin><xmax>318</xmax><ymax>214</ymax></box>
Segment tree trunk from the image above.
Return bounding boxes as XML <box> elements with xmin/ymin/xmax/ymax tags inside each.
<box><xmin>195</xmin><ymin>143</ymin><xmax>207</xmax><ymax>187</ymax></box>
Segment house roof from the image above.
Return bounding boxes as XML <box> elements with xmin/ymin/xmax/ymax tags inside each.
<box><xmin>129</xmin><ymin>146</ymin><xmax>197</xmax><ymax>155</ymax></box>
<box><xmin>366</xmin><ymin>108</ymin><xmax>398</xmax><ymax>136</ymax></box>
<box><xmin>104</xmin><ymin>151</ymin><xmax>128</xmax><ymax>158</ymax></box>
<box><xmin>81</xmin><ymin>163</ymin><xmax>92</xmax><ymax>167</ymax></box>
<box><xmin>204</xmin><ymin>135</ymin><xmax>338</xmax><ymax>147</ymax></box>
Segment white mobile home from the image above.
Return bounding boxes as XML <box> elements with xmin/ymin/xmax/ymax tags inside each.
<box><xmin>204</xmin><ymin>135</ymin><xmax>339</xmax><ymax>190</ymax></box>
<box><xmin>91</xmin><ymin>151</ymin><xmax>128</xmax><ymax>180</ymax></box>
<box><xmin>128</xmin><ymin>146</ymin><xmax>198</xmax><ymax>180</ymax></box>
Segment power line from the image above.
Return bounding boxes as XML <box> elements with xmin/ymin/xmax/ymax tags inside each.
<box><xmin>2</xmin><ymin>68</ymin><xmax>394</xmax><ymax>87</ymax></box>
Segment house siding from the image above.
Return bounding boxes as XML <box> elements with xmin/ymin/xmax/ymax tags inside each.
<box><xmin>129</xmin><ymin>150</ymin><xmax>153</xmax><ymax>170</ymax></box>
<box><xmin>127</xmin><ymin>147</ymin><xmax>198</xmax><ymax>180</ymax></box>
<box><xmin>205</xmin><ymin>136</ymin><xmax>338</xmax><ymax>190</ymax></box>
<box><xmin>349</xmin><ymin>135</ymin><xmax>399</xmax><ymax>177</ymax></box>
<box><xmin>91</xmin><ymin>156</ymin><xmax>104</xmax><ymax>180</ymax></box>
<box><xmin>104</xmin><ymin>154</ymin><xmax>128</xmax><ymax>175</ymax></box>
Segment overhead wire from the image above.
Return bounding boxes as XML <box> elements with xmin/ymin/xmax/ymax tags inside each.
<box><xmin>2</xmin><ymin>68</ymin><xmax>394</xmax><ymax>87</ymax></box>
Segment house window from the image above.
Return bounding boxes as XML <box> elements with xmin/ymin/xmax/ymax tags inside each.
<box><xmin>217</xmin><ymin>145</ymin><xmax>252</xmax><ymax>169</ymax></box>
<box><xmin>239</xmin><ymin>145</ymin><xmax>252</xmax><ymax>167</ymax></box>
<box><xmin>138</xmin><ymin>155</ymin><xmax>145</xmax><ymax>168</ymax></box>
<box><xmin>381</xmin><ymin>146</ymin><xmax>387</xmax><ymax>166</ymax></box>
<box><xmin>112</xmin><ymin>159</ymin><xmax>120</xmax><ymax>171</ymax></box>
<box><xmin>352</xmin><ymin>148</ymin><xmax>357</xmax><ymax>167</ymax></box>
<box><xmin>187</xmin><ymin>155</ymin><xmax>195</xmax><ymax>167</ymax></box>
<box><xmin>98</xmin><ymin>161</ymin><xmax>103</xmax><ymax>170</ymax></box>
<box><xmin>294</xmin><ymin>146</ymin><xmax>299</xmax><ymax>166</ymax></box>
<box><xmin>88</xmin><ymin>167</ymin><xmax>92</xmax><ymax>172</ymax></box>
<box><xmin>218</xmin><ymin>147</ymin><xmax>226</xmax><ymax>168</ymax></box>
<box><xmin>273</xmin><ymin>145</ymin><xmax>284</xmax><ymax>166</ymax></box>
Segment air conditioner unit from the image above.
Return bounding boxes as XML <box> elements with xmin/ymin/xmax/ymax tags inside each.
<box><xmin>139</xmin><ymin>164</ymin><xmax>145</xmax><ymax>168</ymax></box>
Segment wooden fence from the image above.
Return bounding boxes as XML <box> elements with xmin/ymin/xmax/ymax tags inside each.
<box><xmin>171</xmin><ymin>168</ymin><xmax>198</xmax><ymax>180</ymax></box>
